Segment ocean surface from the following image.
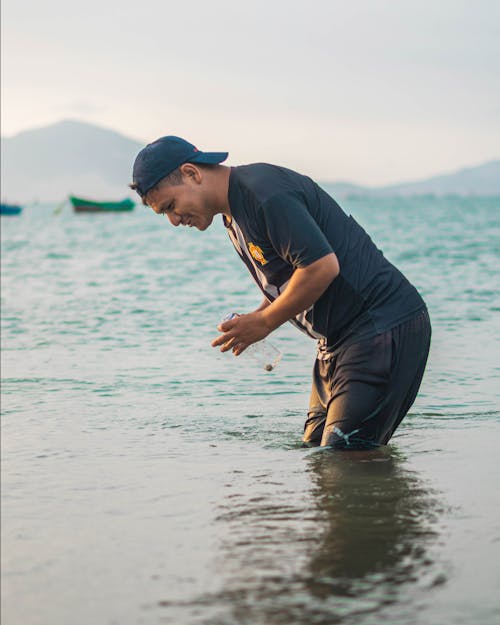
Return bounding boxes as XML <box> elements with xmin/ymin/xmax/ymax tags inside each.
<box><xmin>1</xmin><ymin>195</ymin><xmax>499</xmax><ymax>625</ymax></box>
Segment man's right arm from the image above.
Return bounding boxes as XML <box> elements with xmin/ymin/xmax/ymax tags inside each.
<box><xmin>212</xmin><ymin>253</ymin><xmax>339</xmax><ymax>355</ymax></box>
<box><xmin>254</xmin><ymin>297</ymin><xmax>271</xmax><ymax>313</ymax></box>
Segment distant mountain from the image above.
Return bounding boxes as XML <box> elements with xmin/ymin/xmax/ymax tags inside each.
<box><xmin>324</xmin><ymin>160</ymin><xmax>500</xmax><ymax>199</ymax></box>
<box><xmin>1</xmin><ymin>120</ymin><xmax>499</xmax><ymax>203</ymax></box>
<box><xmin>1</xmin><ymin>120</ymin><xmax>143</xmax><ymax>203</ymax></box>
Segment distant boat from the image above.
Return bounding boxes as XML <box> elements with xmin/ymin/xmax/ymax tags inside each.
<box><xmin>0</xmin><ymin>203</ymin><xmax>23</xmax><ymax>216</ymax></box>
<box><xmin>69</xmin><ymin>195</ymin><xmax>135</xmax><ymax>213</ymax></box>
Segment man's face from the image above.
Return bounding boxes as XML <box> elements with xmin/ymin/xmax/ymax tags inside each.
<box><xmin>146</xmin><ymin>169</ymin><xmax>216</xmax><ymax>231</ymax></box>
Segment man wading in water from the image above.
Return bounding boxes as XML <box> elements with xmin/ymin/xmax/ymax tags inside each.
<box><xmin>130</xmin><ymin>136</ymin><xmax>431</xmax><ymax>450</ymax></box>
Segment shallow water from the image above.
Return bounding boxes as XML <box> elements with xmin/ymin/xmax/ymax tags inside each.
<box><xmin>1</xmin><ymin>196</ymin><xmax>500</xmax><ymax>625</ymax></box>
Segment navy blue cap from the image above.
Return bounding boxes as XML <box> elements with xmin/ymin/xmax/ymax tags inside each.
<box><xmin>131</xmin><ymin>136</ymin><xmax>228</xmax><ymax>198</ymax></box>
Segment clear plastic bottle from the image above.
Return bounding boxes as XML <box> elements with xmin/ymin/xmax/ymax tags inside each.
<box><xmin>222</xmin><ymin>312</ymin><xmax>282</xmax><ymax>371</ymax></box>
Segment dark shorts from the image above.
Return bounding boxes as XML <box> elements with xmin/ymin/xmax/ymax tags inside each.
<box><xmin>303</xmin><ymin>308</ymin><xmax>431</xmax><ymax>449</ymax></box>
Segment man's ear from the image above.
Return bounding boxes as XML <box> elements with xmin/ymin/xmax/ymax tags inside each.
<box><xmin>180</xmin><ymin>162</ymin><xmax>202</xmax><ymax>183</ymax></box>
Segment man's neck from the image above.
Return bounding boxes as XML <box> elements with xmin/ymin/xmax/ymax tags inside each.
<box><xmin>213</xmin><ymin>165</ymin><xmax>232</xmax><ymax>218</ymax></box>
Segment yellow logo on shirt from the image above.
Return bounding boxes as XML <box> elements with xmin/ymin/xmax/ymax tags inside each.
<box><xmin>248</xmin><ymin>242</ymin><xmax>268</xmax><ymax>265</ymax></box>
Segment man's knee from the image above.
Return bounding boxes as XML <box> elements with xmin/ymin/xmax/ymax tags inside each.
<box><xmin>321</xmin><ymin>420</ymin><xmax>382</xmax><ymax>450</ymax></box>
<box><xmin>303</xmin><ymin>410</ymin><xmax>326</xmax><ymax>446</ymax></box>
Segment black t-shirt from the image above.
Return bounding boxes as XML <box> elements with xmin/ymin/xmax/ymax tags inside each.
<box><xmin>226</xmin><ymin>163</ymin><xmax>426</xmax><ymax>354</ymax></box>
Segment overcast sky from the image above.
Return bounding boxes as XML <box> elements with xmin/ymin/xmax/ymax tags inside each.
<box><xmin>1</xmin><ymin>0</ymin><xmax>499</xmax><ymax>184</ymax></box>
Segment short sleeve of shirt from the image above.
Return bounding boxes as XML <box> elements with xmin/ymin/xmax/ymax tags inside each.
<box><xmin>259</xmin><ymin>191</ymin><xmax>334</xmax><ymax>268</ymax></box>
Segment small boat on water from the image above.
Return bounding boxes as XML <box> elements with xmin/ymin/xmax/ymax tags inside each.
<box><xmin>69</xmin><ymin>196</ymin><xmax>135</xmax><ymax>213</ymax></box>
<box><xmin>1</xmin><ymin>203</ymin><xmax>23</xmax><ymax>216</ymax></box>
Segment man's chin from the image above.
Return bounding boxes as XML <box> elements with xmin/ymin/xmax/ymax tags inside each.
<box><xmin>197</xmin><ymin>219</ymin><xmax>212</xmax><ymax>231</ymax></box>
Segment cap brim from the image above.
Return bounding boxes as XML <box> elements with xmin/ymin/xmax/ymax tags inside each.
<box><xmin>189</xmin><ymin>151</ymin><xmax>228</xmax><ymax>165</ymax></box>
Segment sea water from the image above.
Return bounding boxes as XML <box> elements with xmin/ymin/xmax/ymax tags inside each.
<box><xmin>1</xmin><ymin>195</ymin><xmax>499</xmax><ymax>625</ymax></box>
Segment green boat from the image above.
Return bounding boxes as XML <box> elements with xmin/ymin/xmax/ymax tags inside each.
<box><xmin>69</xmin><ymin>195</ymin><xmax>135</xmax><ymax>213</ymax></box>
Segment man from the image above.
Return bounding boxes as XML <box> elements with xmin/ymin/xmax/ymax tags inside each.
<box><xmin>131</xmin><ymin>136</ymin><xmax>431</xmax><ymax>449</ymax></box>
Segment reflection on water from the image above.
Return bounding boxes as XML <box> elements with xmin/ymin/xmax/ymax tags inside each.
<box><xmin>181</xmin><ymin>450</ymin><xmax>446</xmax><ymax>625</ymax></box>
<box><xmin>303</xmin><ymin>450</ymin><xmax>445</xmax><ymax>620</ymax></box>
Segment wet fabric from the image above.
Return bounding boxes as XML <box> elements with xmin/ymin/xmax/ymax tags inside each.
<box><xmin>303</xmin><ymin>308</ymin><xmax>432</xmax><ymax>449</ymax></box>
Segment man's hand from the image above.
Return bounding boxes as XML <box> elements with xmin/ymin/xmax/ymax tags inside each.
<box><xmin>211</xmin><ymin>311</ymin><xmax>271</xmax><ymax>356</ymax></box>
<box><xmin>211</xmin><ymin>253</ymin><xmax>339</xmax><ymax>357</ymax></box>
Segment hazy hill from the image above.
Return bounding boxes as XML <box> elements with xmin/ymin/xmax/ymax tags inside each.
<box><xmin>325</xmin><ymin>160</ymin><xmax>500</xmax><ymax>198</ymax></box>
<box><xmin>373</xmin><ymin>160</ymin><xmax>500</xmax><ymax>196</ymax></box>
<box><xmin>1</xmin><ymin>120</ymin><xmax>143</xmax><ymax>203</ymax></box>
<box><xmin>1</xmin><ymin>120</ymin><xmax>499</xmax><ymax>203</ymax></box>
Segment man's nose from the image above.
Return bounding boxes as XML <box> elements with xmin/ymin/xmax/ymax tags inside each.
<box><xmin>167</xmin><ymin>212</ymin><xmax>181</xmax><ymax>226</ymax></box>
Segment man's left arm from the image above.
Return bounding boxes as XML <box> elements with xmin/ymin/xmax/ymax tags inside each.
<box><xmin>212</xmin><ymin>252</ymin><xmax>339</xmax><ymax>355</ymax></box>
